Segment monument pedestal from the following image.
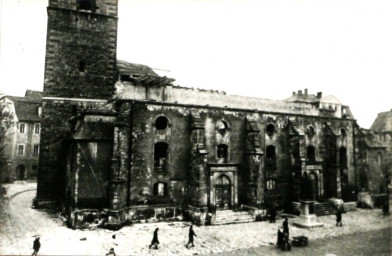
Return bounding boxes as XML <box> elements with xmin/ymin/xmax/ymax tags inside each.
<box><xmin>293</xmin><ymin>201</ymin><xmax>324</xmax><ymax>228</ymax></box>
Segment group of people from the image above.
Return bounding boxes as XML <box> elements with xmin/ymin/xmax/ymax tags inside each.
<box><xmin>105</xmin><ymin>225</ymin><xmax>196</xmax><ymax>255</ymax></box>
<box><xmin>32</xmin><ymin>204</ymin><xmax>353</xmax><ymax>255</ymax></box>
<box><xmin>147</xmin><ymin>225</ymin><xmax>197</xmax><ymax>250</ymax></box>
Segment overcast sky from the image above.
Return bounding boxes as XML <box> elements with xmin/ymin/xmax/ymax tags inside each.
<box><xmin>0</xmin><ymin>0</ymin><xmax>391</xmax><ymax>128</ymax></box>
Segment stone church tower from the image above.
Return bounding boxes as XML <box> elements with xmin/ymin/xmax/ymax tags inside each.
<box><xmin>36</xmin><ymin>0</ymin><xmax>118</xmax><ymax>206</ymax></box>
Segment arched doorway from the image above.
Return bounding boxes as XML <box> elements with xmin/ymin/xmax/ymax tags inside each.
<box><xmin>215</xmin><ymin>174</ymin><xmax>231</xmax><ymax>209</ymax></box>
<box><xmin>301</xmin><ymin>171</ymin><xmax>319</xmax><ymax>201</ymax></box>
<box><xmin>16</xmin><ymin>165</ymin><xmax>25</xmax><ymax>180</ymax></box>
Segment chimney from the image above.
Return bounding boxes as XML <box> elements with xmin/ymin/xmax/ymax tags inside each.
<box><xmin>298</xmin><ymin>90</ymin><xmax>303</xmax><ymax>95</ymax></box>
<box><xmin>317</xmin><ymin>92</ymin><xmax>322</xmax><ymax>98</ymax></box>
<box><xmin>304</xmin><ymin>88</ymin><xmax>308</xmax><ymax>96</ymax></box>
<box><xmin>292</xmin><ymin>91</ymin><xmax>296</xmax><ymax>96</ymax></box>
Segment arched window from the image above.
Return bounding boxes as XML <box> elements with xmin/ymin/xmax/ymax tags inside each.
<box><xmin>340</xmin><ymin>128</ymin><xmax>347</xmax><ymax>138</ymax></box>
<box><xmin>266</xmin><ymin>124</ymin><xmax>276</xmax><ymax>137</ymax></box>
<box><xmin>154</xmin><ymin>142</ymin><xmax>168</xmax><ymax>172</ymax></box>
<box><xmin>339</xmin><ymin>147</ymin><xmax>347</xmax><ymax>168</ymax></box>
<box><xmin>266</xmin><ymin>145</ymin><xmax>276</xmax><ymax>160</ymax></box>
<box><xmin>216</xmin><ymin>120</ymin><xmax>229</xmax><ymax>136</ymax></box>
<box><xmin>153</xmin><ymin>182</ymin><xmax>168</xmax><ymax>196</ymax></box>
<box><xmin>265</xmin><ymin>145</ymin><xmax>276</xmax><ymax>171</ymax></box>
<box><xmin>307</xmin><ymin>146</ymin><xmax>316</xmax><ymax>162</ymax></box>
<box><xmin>155</xmin><ymin>116</ymin><xmax>169</xmax><ymax>131</ymax></box>
<box><xmin>217</xmin><ymin>144</ymin><xmax>228</xmax><ymax>160</ymax></box>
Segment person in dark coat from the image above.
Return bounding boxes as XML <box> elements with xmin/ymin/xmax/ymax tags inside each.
<box><xmin>382</xmin><ymin>201</ymin><xmax>390</xmax><ymax>216</ymax></box>
<box><xmin>270</xmin><ymin>206</ymin><xmax>276</xmax><ymax>223</ymax></box>
<box><xmin>149</xmin><ymin>228</ymin><xmax>160</xmax><ymax>249</ymax></box>
<box><xmin>336</xmin><ymin>208</ymin><xmax>343</xmax><ymax>226</ymax></box>
<box><xmin>186</xmin><ymin>225</ymin><xmax>197</xmax><ymax>248</ymax></box>
<box><xmin>106</xmin><ymin>248</ymin><xmax>116</xmax><ymax>256</ymax></box>
<box><xmin>281</xmin><ymin>232</ymin><xmax>291</xmax><ymax>251</ymax></box>
<box><xmin>32</xmin><ymin>237</ymin><xmax>40</xmax><ymax>256</ymax></box>
<box><xmin>276</xmin><ymin>228</ymin><xmax>284</xmax><ymax>249</ymax></box>
<box><xmin>283</xmin><ymin>217</ymin><xmax>289</xmax><ymax>236</ymax></box>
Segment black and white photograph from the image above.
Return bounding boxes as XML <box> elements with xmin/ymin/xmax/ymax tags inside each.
<box><xmin>0</xmin><ymin>0</ymin><xmax>391</xmax><ymax>255</ymax></box>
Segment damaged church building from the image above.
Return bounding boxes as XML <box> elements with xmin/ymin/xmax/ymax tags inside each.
<box><xmin>35</xmin><ymin>0</ymin><xmax>364</xmax><ymax>229</ymax></box>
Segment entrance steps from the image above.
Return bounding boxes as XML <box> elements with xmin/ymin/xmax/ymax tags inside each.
<box><xmin>313</xmin><ymin>202</ymin><xmax>338</xmax><ymax>216</ymax></box>
<box><xmin>211</xmin><ymin>210</ymin><xmax>254</xmax><ymax>225</ymax></box>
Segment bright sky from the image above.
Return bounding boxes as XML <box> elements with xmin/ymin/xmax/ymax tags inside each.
<box><xmin>0</xmin><ymin>0</ymin><xmax>391</xmax><ymax>128</ymax></box>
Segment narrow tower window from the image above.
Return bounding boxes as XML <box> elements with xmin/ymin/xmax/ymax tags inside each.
<box><xmin>79</xmin><ymin>61</ymin><xmax>86</xmax><ymax>72</ymax></box>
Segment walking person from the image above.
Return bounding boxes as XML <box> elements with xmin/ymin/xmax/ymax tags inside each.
<box><xmin>270</xmin><ymin>205</ymin><xmax>276</xmax><ymax>223</ymax></box>
<box><xmin>283</xmin><ymin>217</ymin><xmax>289</xmax><ymax>236</ymax></box>
<box><xmin>276</xmin><ymin>228</ymin><xmax>284</xmax><ymax>249</ymax></box>
<box><xmin>32</xmin><ymin>236</ymin><xmax>40</xmax><ymax>256</ymax></box>
<box><xmin>149</xmin><ymin>228</ymin><xmax>160</xmax><ymax>249</ymax></box>
<box><xmin>186</xmin><ymin>225</ymin><xmax>197</xmax><ymax>248</ymax></box>
<box><xmin>336</xmin><ymin>208</ymin><xmax>343</xmax><ymax>226</ymax></box>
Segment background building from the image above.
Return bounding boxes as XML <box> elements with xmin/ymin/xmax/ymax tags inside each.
<box><xmin>357</xmin><ymin>110</ymin><xmax>392</xmax><ymax>195</ymax></box>
<box><xmin>0</xmin><ymin>90</ymin><xmax>42</xmax><ymax>183</ymax></box>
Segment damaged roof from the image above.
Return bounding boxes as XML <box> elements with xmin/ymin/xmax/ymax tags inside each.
<box><xmin>117</xmin><ymin>59</ymin><xmax>158</xmax><ymax>77</ymax></box>
<box><xmin>370</xmin><ymin>110</ymin><xmax>392</xmax><ymax>132</ymax></box>
<box><xmin>2</xmin><ymin>91</ymin><xmax>42</xmax><ymax>122</ymax></box>
<box><xmin>117</xmin><ymin>59</ymin><xmax>175</xmax><ymax>87</ymax></box>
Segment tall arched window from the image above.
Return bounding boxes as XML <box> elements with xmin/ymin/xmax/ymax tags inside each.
<box><xmin>154</xmin><ymin>142</ymin><xmax>168</xmax><ymax>172</ymax></box>
<box><xmin>339</xmin><ymin>147</ymin><xmax>347</xmax><ymax>168</ymax></box>
<box><xmin>266</xmin><ymin>145</ymin><xmax>276</xmax><ymax>160</ymax></box>
<box><xmin>307</xmin><ymin>146</ymin><xmax>316</xmax><ymax>162</ymax></box>
<box><xmin>340</xmin><ymin>128</ymin><xmax>347</xmax><ymax>138</ymax></box>
<box><xmin>265</xmin><ymin>145</ymin><xmax>276</xmax><ymax>171</ymax></box>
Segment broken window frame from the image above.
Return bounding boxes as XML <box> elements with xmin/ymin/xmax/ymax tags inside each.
<box><xmin>154</xmin><ymin>142</ymin><xmax>168</xmax><ymax>173</ymax></box>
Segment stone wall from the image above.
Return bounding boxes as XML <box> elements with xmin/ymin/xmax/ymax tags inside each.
<box><xmin>43</xmin><ymin>6</ymin><xmax>117</xmax><ymax>98</ymax></box>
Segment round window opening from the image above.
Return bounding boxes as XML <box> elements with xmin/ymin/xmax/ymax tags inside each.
<box><xmin>217</xmin><ymin>120</ymin><xmax>229</xmax><ymax>135</ymax></box>
<box><xmin>266</xmin><ymin>124</ymin><xmax>275</xmax><ymax>136</ymax></box>
<box><xmin>307</xmin><ymin>126</ymin><xmax>316</xmax><ymax>138</ymax></box>
<box><xmin>155</xmin><ymin>116</ymin><xmax>169</xmax><ymax>130</ymax></box>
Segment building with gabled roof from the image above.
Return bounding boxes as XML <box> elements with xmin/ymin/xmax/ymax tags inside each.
<box><xmin>0</xmin><ymin>90</ymin><xmax>42</xmax><ymax>182</ymax></box>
